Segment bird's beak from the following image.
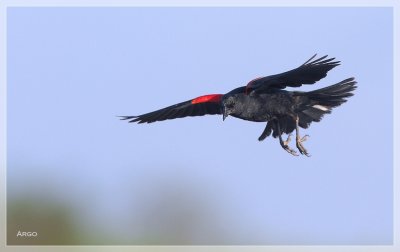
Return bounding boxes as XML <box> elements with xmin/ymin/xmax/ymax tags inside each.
<box><xmin>222</xmin><ymin>108</ymin><xmax>228</xmax><ymax>121</ymax></box>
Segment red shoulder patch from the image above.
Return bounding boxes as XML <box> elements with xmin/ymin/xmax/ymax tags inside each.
<box><xmin>191</xmin><ymin>94</ymin><xmax>223</xmax><ymax>104</ymax></box>
<box><xmin>245</xmin><ymin>77</ymin><xmax>262</xmax><ymax>94</ymax></box>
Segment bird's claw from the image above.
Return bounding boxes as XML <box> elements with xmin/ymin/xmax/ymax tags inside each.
<box><xmin>296</xmin><ymin>134</ymin><xmax>311</xmax><ymax>157</ymax></box>
<box><xmin>284</xmin><ymin>145</ymin><xmax>299</xmax><ymax>156</ymax></box>
<box><xmin>282</xmin><ymin>134</ymin><xmax>299</xmax><ymax>156</ymax></box>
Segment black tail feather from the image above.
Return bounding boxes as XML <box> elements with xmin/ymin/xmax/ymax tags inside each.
<box><xmin>305</xmin><ymin>77</ymin><xmax>357</xmax><ymax>107</ymax></box>
<box><xmin>296</xmin><ymin>77</ymin><xmax>357</xmax><ymax>123</ymax></box>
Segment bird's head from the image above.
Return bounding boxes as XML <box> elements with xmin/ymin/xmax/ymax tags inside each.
<box><xmin>221</xmin><ymin>95</ymin><xmax>236</xmax><ymax>121</ymax></box>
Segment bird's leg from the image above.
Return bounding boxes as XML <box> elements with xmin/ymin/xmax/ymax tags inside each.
<box><xmin>275</xmin><ymin>121</ymin><xmax>298</xmax><ymax>156</ymax></box>
<box><xmin>295</xmin><ymin>116</ymin><xmax>311</xmax><ymax>157</ymax></box>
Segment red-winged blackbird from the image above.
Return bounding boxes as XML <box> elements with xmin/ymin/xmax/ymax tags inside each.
<box><xmin>121</xmin><ymin>54</ymin><xmax>357</xmax><ymax>156</ymax></box>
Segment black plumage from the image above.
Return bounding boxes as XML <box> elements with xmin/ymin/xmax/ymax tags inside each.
<box><xmin>121</xmin><ymin>54</ymin><xmax>357</xmax><ymax>156</ymax></box>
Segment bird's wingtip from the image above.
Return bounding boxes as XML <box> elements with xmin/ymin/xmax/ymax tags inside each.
<box><xmin>118</xmin><ymin>116</ymin><xmax>138</xmax><ymax>121</ymax></box>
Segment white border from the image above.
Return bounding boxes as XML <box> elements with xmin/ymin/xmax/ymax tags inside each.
<box><xmin>0</xmin><ymin>1</ymin><xmax>398</xmax><ymax>252</ymax></box>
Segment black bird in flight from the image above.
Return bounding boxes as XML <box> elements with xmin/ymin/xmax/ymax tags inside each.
<box><xmin>121</xmin><ymin>54</ymin><xmax>357</xmax><ymax>156</ymax></box>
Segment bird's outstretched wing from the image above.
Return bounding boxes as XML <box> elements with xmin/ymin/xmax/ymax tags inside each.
<box><xmin>120</xmin><ymin>94</ymin><xmax>223</xmax><ymax>123</ymax></box>
<box><xmin>246</xmin><ymin>54</ymin><xmax>340</xmax><ymax>92</ymax></box>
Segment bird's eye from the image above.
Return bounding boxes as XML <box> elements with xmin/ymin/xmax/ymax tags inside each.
<box><xmin>227</xmin><ymin>102</ymin><xmax>234</xmax><ymax>109</ymax></box>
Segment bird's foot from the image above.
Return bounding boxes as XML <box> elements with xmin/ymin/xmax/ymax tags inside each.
<box><xmin>283</xmin><ymin>134</ymin><xmax>292</xmax><ymax>146</ymax></box>
<box><xmin>296</xmin><ymin>134</ymin><xmax>310</xmax><ymax>157</ymax></box>
<box><xmin>281</xmin><ymin>134</ymin><xmax>299</xmax><ymax>156</ymax></box>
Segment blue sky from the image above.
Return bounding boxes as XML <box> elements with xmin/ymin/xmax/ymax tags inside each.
<box><xmin>7</xmin><ymin>7</ymin><xmax>393</xmax><ymax>244</ymax></box>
